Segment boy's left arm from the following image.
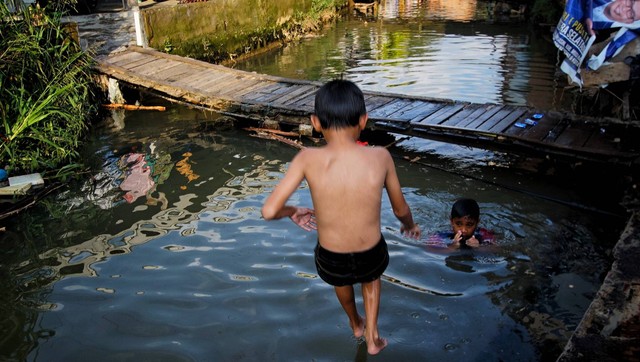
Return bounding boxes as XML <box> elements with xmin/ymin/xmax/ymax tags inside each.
<box><xmin>381</xmin><ymin>149</ymin><xmax>420</xmax><ymax>239</ymax></box>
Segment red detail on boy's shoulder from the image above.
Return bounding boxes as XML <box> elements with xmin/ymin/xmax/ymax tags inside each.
<box><xmin>356</xmin><ymin>140</ymin><xmax>369</xmax><ymax>146</ymax></box>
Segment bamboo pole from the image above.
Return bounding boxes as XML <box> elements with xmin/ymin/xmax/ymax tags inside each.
<box><xmin>102</xmin><ymin>104</ymin><xmax>166</xmax><ymax>111</ymax></box>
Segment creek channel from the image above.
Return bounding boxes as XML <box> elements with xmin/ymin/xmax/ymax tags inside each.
<box><xmin>0</xmin><ymin>1</ymin><xmax>631</xmax><ymax>361</ymax></box>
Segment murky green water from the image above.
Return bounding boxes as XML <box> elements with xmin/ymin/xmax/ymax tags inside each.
<box><xmin>0</xmin><ymin>98</ymin><xmax>624</xmax><ymax>361</ymax></box>
<box><xmin>0</xmin><ymin>2</ymin><xmax>628</xmax><ymax>361</ymax></box>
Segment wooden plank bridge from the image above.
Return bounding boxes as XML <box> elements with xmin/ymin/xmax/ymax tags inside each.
<box><xmin>96</xmin><ymin>46</ymin><xmax>640</xmax><ymax>167</ymax></box>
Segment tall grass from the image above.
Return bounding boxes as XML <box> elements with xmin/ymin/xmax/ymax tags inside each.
<box><xmin>0</xmin><ymin>2</ymin><xmax>98</xmax><ymax>176</ymax></box>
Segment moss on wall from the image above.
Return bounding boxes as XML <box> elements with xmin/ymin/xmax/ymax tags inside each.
<box><xmin>142</xmin><ymin>0</ymin><xmax>346</xmax><ymax>63</ymax></box>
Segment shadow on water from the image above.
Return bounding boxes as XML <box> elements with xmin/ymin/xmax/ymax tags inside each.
<box><xmin>0</xmin><ymin>95</ymin><xmax>627</xmax><ymax>361</ymax></box>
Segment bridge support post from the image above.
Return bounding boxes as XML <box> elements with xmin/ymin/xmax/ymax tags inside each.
<box><xmin>107</xmin><ymin>78</ymin><xmax>126</xmax><ymax>105</ymax></box>
<box><xmin>299</xmin><ymin>124</ymin><xmax>313</xmax><ymax>137</ymax></box>
<box><xmin>133</xmin><ymin>7</ymin><xmax>146</xmax><ymax>47</ymax></box>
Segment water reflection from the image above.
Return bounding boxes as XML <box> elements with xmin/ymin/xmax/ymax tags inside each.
<box><xmin>0</xmin><ymin>100</ymin><xmax>620</xmax><ymax>360</ymax></box>
<box><xmin>37</xmin><ymin>153</ymin><xmax>283</xmax><ymax>284</ymax></box>
<box><xmin>234</xmin><ymin>0</ymin><xmax>570</xmax><ymax>111</ymax></box>
<box><xmin>376</xmin><ymin>0</ymin><xmax>479</xmax><ymax>21</ymax></box>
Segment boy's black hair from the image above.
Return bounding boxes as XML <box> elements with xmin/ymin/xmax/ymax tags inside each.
<box><xmin>451</xmin><ymin>198</ymin><xmax>480</xmax><ymax>219</ymax></box>
<box><xmin>314</xmin><ymin>79</ymin><xmax>366</xmax><ymax>130</ymax></box>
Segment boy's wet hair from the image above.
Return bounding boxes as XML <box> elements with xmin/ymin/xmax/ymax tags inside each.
<box><xmin>451</xmin><ymin>198</ymin><xmax>480</xmax><ymax>219</ymax></box>
<box><xmin>314</xmin><ymin>79</ymin><xmax>366</xmax><ymax>129</ymax></box>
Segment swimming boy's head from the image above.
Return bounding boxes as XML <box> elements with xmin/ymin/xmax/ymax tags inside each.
<box><xmin>450</xmin><ymin>198</ymin><xmax>480</xmax><ymax>241</ymax></box>
<box><xmin>313</xmin><ymin>79</ymin><xmax>367</xmax><ymax>130</ymax></box>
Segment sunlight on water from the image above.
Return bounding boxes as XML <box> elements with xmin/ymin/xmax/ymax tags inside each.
<box><xmin>0</xmin><ymin>2</ymin><xmax>621</xmax><ymax>360</ymax></box>
<box><xmin>0</xmin><ymin>100</ymin><xmax>621</xmax><ymax>361</ymax></box>
<box><xmin>379</xmin><ymin>0</ymin><xmax>479</xmax><ymax>21</ymax></box>
<box><xmin>233</xmin><ymin>0</ymin><xmax>570</xmax><ymax>111</ymax></box>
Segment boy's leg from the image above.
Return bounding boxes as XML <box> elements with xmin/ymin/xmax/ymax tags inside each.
<box><xmin>361</xmin><ymin>278</ymin><xmax>387</xmax><ymax>355</ymax></box>
<box><xmin>334</xmin><ymin>285</ymin><xmax>365</xmax><ymax>338</ymax></box>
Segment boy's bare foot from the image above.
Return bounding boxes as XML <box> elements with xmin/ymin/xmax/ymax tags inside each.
<box><xmin>351</xmin><ymin>316</ymin><xmax>365</xmax><ymax>339</ymax></box>
<box><xmin>367</xmin><ymin>336</ymin><xmax>388</xmax><ymax>355</ymax></box>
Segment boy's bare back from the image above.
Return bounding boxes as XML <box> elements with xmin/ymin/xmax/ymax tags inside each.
<box><xmin>299</xmin><ymin>143</ymin><xmax>390</xmax><ymax>252</ymax></box>
<box><xmin>265</xmin><ymin>139</ymin><xmax>412</xmax><ymax>253</ymax></box>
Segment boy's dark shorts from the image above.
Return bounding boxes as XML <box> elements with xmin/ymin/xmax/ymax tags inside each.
<box><xmin>314</xmin><ymin>235</ymin><xmax>389</xmax><ymax>287</ymax></box>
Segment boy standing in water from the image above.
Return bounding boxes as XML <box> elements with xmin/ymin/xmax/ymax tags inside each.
<box><xmin>261</xmin><ymin>79</ymin><xmax>420</xmax><ymax>355</ymax></box>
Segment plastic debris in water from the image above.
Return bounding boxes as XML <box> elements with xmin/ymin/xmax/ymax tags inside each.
<box><xmin>524</xmin><ymin>118</ymin><xmax>538</xmax><ymax>126</ymax></box>
<box><xmin>514</xmin><ymin>122</ymin><xmax>527</xmax><ymax>128</ymax></box>
<box><xmin>532</xmin><ymin>113</ymin><xmax>544</xmax><ymax>119</ymax></box>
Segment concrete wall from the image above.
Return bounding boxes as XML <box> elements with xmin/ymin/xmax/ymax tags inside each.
<box><xmin>141</xmin><ymin>0</ymin><xmax>345</xmax><ymax>63</ymax></box>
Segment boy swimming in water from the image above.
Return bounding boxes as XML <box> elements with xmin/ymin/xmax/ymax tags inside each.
<box><xmin>261</xmin><ymin>79</ymin><xmax>420</xmax><ymax>355</ymax></box>
<box><xmin>426</xmin><ymin>198</ymin><xmax>495</xmax><ymax>249</ymax></box>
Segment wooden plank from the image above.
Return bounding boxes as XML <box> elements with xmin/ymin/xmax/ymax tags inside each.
<box><xmin>254</xmin><ymin>83</ymin><xmax>294</xmax><ymax>102</ymax></box>
<box><xmin>399</xmin><ymin>101</ymin><xmax>443</xmax><ymax>120</ymax></box>
<box><xmin>115</xmin><ymin>53</ymin><xmax>158</xmax><ymax>70</ymax></box>
<box><xmin>369</xmin><ymin>98</ymin><xmax>415</xmax><ymax>118</ymax></box>
<box><xmin>217</xmin><ymin>78</ymin><xmax>263</xmax><ymax>98</ymax></box>
<box><xmin>581</xmin><ymin>127</ymin><xmax>623</xmax><ymax>154</ymax></box>
<box><xmin>195</xmin><ymin>73</ymin><xmax>238</xmax><ymax>92</ymax></box>
<box><xmin>553</xmin><ymin>122</ymin><xmax>597</xmax><ymax>147</ymax></box>
<box><xmin>540</xmin><ymin>119</ymin><xmax>569</xmax><ymax>143</ymax></box>
<box><xmin>440</xmin><ymin>105</ymin><xmax>484</xmax><ymax>127</ymax></box>
<box><xmin>384</xmin><ymin>100</ymin><xmax>425</xmax><ymax>120</ymax></box>
<box><xmin>272</xmin><ymin>84</ymin><xmax>316</xmax><ymax>105</ymax></box>
<box><xmin>204</xmin><ymin>73</ymin><xmax>245</xmax><ymax>91</ymax></box>
<box><xmin>131</xmin><ymin>59</ymin><xmax>182</xmax><ymax>77</ymax></box>
<box><xmin>235</xmin><ymin>81</ymin><xmax>273</xmax><ymax>99</ymax></box>
<box><xmin>503</xmin><ymin>113</ymin><xmax>563</xmax><ymax>141</ymax></box>
<box><xmin>365</xmin><ymin>96</ymin><xmax>395</xmax><ymax>113</ymax></box>
<box><xmin>483</xmin><ymin>106</ymin><xmax>528</xmax><ymax>133</ymax></box>
<box><xmin>190</xmin><ymin>72</ymin><xmax>240</xmax><ymax>90</ymax></box>
<box><xmin>486</xmin><ymin>107</ymin><xmax>528</xmax><ymax>133</ymax></box>
<box><xmin>409</xmin><ymin>104</ymin><xmax>446</xmax><ymax>123</ymax></box>
<box><xmin>107</xmin><ymin>51</ymin><xmax>147</xmax><ymax>67</ymax></box>
<box><xmin>162</xmin><ymin>68</ymin><xmax>195</xmax><ymax>84</ymax></box>
<box><xmin>170</xmin><ymin>69</ymin><xmax>215</xmax><ymax>86</ymax></box>
<box><xmin>151</xmin><ymin>62</ymin><xmax>193</xmax><ymax>79</ymax></box>
<box><xmin>288</xmin><ymin>91</ymin><xmax>317</xmax><ymax>110</ymax></box>
<box><xmin>95</xmin><ymin>48</ymin><xmax>640</xmax><ymax>165</ymax></box>
<box><xmin>246</xmin><ymin>82</ymin><xmax>287</xmax><ymax>102</ymax></box>
<box><xmin>416</xmin><ymin>104</ymin><xmax>466</xmax><ymax>125</ymax></box>
<box><xmin>282</xmin><ymin>86</ymin><xmax>319</xmax><ymax>107</ymax></box>
<box><xmin>374</xmin><ymin>119</ymin><xmax>411</xmax><ymax>131</ymax></box>
<box><xmin>458</xmin><ymin>105</ymin><xmax>502</xmax><ymax>129</ymax></box>
<box><xmin>163</xmin><ymin>66</ymin><xmax>207</xmax><ymax>84</ymax></box>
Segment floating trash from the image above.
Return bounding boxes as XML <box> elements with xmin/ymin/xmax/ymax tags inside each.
<box><xmin>532</xmin><ymin>113</ymin><xmax>544</xmax><ymax>119</ymax></box>
<box><xmin>514</xmin><ymin>122</ymin><xmax>527</xmax><ymax>128</ymax></box>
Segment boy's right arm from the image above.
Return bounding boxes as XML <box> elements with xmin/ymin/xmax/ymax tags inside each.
<box><xmin>262</xmin><ymin>151</ymin><xmax>316</xmax><ymax>230</ymax></box>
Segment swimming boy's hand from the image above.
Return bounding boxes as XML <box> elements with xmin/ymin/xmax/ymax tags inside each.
<box><xmin>465</xmin><ymin>236</ymin><xmax>480</xmax><ymax>248</ymax></box>
<box><xmin>401</xmin><ymin>223</ymin><xmax>421</xmax><ymax>239</ymax></box>
<box><xmin>453</xmin><ymin>230</ymin><xmax>464</xmax><ymax>243</ymax></box>
<box><xmin>290</xmin><ymin>207</ymin><xmax>317</xmax><ymax>231</ymax></box>
<box><xmin>453</xmin><ymin>231</ymin><xmax>480</xmax><ymax>247</ymax></box>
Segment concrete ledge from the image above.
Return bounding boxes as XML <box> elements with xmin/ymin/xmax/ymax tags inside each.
<box><xmin>558</xmin><ymin>211</ymin><xmax>640</xmax><ymax>361</ymax></box>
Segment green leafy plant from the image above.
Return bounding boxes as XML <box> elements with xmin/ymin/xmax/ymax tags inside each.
<box><xmin>0</xmin><ymin>3</ymin><xmax>98</xmax><ymax>175</ymax></box>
